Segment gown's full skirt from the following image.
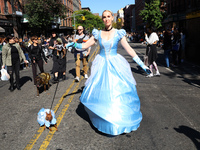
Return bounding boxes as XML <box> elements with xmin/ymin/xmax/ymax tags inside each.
<box><xmin>80</xmin><ymin>53</ymin><xmax>142</xmax><ymax>135</ymax></box>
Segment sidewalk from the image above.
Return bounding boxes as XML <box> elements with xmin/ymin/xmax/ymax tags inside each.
<box><xmin>129</xmin><ymin>42</ymin><xmax>200</xmax><ymax>87</ymax></box>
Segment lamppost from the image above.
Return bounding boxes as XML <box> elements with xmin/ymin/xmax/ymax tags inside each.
<box><xmin>65</xmin><ymin>14</ymin><xmax>83</xmax><ymax>36</ymax></box>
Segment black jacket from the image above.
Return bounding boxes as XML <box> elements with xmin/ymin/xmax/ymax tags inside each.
<box><xmin>28</xmin><ymin>44</ymin><xmax>47</xmax><ymax>63</ymax></box>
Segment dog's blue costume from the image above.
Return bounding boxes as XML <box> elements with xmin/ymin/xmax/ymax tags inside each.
<box><xmin>37</xmin><ymin>108</ymin><xmax>56</xmax><ymax>127</ymax></box>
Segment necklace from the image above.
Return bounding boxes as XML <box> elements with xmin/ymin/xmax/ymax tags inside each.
<box><xmin>105</xmin><ymin>27</ymin><xmax>113</xmax><ymax>31</ymax></box>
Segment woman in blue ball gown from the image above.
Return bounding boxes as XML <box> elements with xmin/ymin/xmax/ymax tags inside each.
<box><xmin>66</xmin><ymin>10</ymin><xmax>150</xmax><ymax>135</ymax></box>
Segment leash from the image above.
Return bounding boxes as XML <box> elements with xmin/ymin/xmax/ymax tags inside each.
<box><xmin>50</xmin><ymin>80</ymin><xmax>59</xmax><ymax>110</ymax></box>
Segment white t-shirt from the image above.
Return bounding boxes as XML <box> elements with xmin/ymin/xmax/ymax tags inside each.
<box><xmin>145</xmin><ymin>32</ymin><xmax>159</xmax><ymax>45</ymax></box>
<box><xmin>74</xmin><ymin>34</ymin><xmax>90</xmax><ymax>52</ymax></box>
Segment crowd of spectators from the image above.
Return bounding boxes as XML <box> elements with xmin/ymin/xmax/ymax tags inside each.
<box><xmin>125</xmin><ymin>27</ymin><xmax>186</xmax><ymax>68</ymax></box>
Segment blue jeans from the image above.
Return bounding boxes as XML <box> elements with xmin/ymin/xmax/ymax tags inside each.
<box><xmin>164</xmin><ymin>49</ymin><xmax>171</xmax><ymax>67</ymax></box>
<box><xmin>24</xmin><ymin>53</ymin><xmax>31</xmax><ymax>67</ymax></box>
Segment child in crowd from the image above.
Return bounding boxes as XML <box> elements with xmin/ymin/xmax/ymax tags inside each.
<box><xmin>54</xmin><ymin>38</ymin><xmax>66</xmax><ymax>59</ymax></box>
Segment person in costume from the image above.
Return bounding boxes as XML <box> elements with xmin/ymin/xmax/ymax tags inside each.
<box><xmin>66</xmin><ymin>10</ymin><xmax>151</xmax><ymax>135</ymax></box>
<box><xmin>145</xmin><ymin>27</ymin><xmax>160</xmax><ymax>77</ymax></box>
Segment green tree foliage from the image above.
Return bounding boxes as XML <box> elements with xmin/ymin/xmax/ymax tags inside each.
<box><xmin>140</xmin><ymin>0</ymin><xmax>163</xmax><ymax>29</ymax></box>
<box><xmin>112</xmin><ymin>21</ymin><xmax>122</xmax><ymax>29</ymax></box>
<box><xmin>25</xmin><ymin>0</ymin><xmax>66</xmax><ymax>31</ymax></box>
<box><xmin>73</xmin><ymin>10</ymin><xmax>104</xmax><ymax>33</ymax></box>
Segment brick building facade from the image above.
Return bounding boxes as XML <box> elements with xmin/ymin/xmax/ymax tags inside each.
<box><xmin>123</xmin><ymin>4</ymin><xmax>135</xmax><ymax>32</ymax></box>
<box><xmin>0</xmin><ymin>0</ymin><xmax>24</xmax><ymax>37</ymax></box>
<box><xmin>58</xmin><ymin>0</ymin><xmax>81</xmax><ymax>35</ymax></box>
<box><xmin>135</xmin><ymin>0</ymin><xmax>145</xmax><ymax>31</ymax></box>
<box><xmin>0</xmin><ymin>0</ymin><xmax>82</xmax><ymax>37</ymax></box>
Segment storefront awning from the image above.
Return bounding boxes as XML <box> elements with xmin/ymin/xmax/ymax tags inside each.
<box><xmin>0</xmin><ymin>26</ymin><xmax>5</xmax><ymax>32</ymax></box>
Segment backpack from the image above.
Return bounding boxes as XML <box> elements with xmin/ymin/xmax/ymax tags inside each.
<box><xmin>29</xmin><ymin>44</ymin><xmax>42</xmax><ymax>60</ymax></box>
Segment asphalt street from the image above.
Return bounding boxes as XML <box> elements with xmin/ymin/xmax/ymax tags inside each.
<box><xmin>0</xmin><ymin>43</ymin><xmax>200</xmax><ymax>150</ymax></box>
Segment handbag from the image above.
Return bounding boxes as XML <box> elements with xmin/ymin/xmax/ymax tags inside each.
<box><xmin>1</xmin><ymin>69</ymin><xmax>10</xmax><ymax>81</ymax></box>
<box><xmin>172</xmin><ymin>42</ymin><xmax>180</xmax><ymax>51</ymax></box>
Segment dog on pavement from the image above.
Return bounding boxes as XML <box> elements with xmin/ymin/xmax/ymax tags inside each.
<box><xmin>37</xmin><ymin>108</ymin><xmax>58</xmax><ymax>131</ymax></box>
<box><xmin>35</xmin><ymin>72</ymin><xmax>51</xmax><ymax>96</ymax></box>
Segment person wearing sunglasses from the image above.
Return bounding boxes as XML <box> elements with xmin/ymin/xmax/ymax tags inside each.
<box><xmin>29</xmin><ymin>36</ymin><xmax>47</xmax><ymax>85</ymax></box>
<box><xmin>73</xmin><ymin>25</ymin><xmax>91</xmax><ymax>82</ymax></box>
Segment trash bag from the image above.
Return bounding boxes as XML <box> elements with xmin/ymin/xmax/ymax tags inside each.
<box><xmin>1</xmin><ymin>68</ymin><xmax>10</xmax><ymax>81</ymax></box>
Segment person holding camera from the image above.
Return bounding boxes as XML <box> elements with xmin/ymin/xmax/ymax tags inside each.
<box><xmin>73</xmin><ymin>26</ymin><xmax>91</xmax><ymax>82</ymax></box>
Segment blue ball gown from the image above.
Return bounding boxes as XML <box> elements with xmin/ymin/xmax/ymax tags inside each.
<box><xmin>80</xmin><ymin>29</ymin><xmax>142</xmax><ymax>135</ymax></box>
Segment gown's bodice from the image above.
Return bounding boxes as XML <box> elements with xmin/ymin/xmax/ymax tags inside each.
<box><xmin>92</xmin><ymin>29</ymin><xmax>126</xmax><ymax>58</ymax></box>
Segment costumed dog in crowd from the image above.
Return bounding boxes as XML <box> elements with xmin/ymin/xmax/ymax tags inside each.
<box><xmin>35</xmin><ymin>72</ymin><xmax>51</xmax><ymax>96</ymax></box>
<box><xmin>37</xmin><ymin>108</ymin><xmax>58</xmax><ymax>131</ymax></box>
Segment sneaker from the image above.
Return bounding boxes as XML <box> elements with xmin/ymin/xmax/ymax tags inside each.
<box><xmin>84</xmin><ymin>74</ymin><xmax>88</xmax><ymax>79</ymax></box>
<box><xmin>75</xmin><ymin>76</ymin><xmax>80</xmax><ymax>82</ymax></box>
<box><xmin>146</xmin><ymin>73</ymin><xmax>153</xmax><ymax>78</ymax></box>
<box><xmin>154</xmin><ymin>71</ymin><xmax>160</xmax><ymax>76</ymax></box>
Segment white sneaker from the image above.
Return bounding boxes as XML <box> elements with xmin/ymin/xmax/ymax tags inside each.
<box><xmin>84</xmin><ymin>74</ymin><xmax>88</xmax><ymax>79</ymax></box>
<box><xmin>154</xmin><ymin>71</ymin><xmax>160</xmax><ymax>76</ymax></box>
<box><xmin>146</xmin><ymin>73</ymin><xmax>153</xmax><ymax>78</ymax></box>
<box><xmin>75</xmin><ymin>76</ymin><xmax>80</xmax><ymax>82</ymax></box>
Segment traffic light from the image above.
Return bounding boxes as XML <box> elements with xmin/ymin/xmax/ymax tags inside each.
<box><xmin>81</xmin><ymin>16</ymin><xmax>85</xmax><ymax>21</ymax></box>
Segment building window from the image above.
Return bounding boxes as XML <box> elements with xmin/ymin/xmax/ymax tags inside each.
<box><xmin>64</xmin><ymin>0</ymin><xmax>66</xmax><ymax>5</ymax></box>
<box><xmin>11</xmin><ymin>0</ymin><xmax>16</xmax><ymax>14</ymax></box>
<box><xmin>4</xmin><ymin>0</ymin><xmax>8</xmax><ymax>14</ymax></box>
<box><xmin>17</xmin><ymin>2</ymin><xmax>21</xmax><ymax>11</ymax></box>
<box><xmin>63</xmin><ymin>19</ymin><xmax>65</xmax><ymax>26</ymax></box>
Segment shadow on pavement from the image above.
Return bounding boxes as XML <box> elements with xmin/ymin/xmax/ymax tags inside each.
<box><xmin>19</xmin><ymin>76</ymin><xmax>32</xmax><ymax>87</ymax></box>
<box><xmin>63</xmin><ymin>88</ymin><xmax>82</xmax><ymax>98</ymax></box>
<box><xmin>149</xmin><ymin>49</ymin><xmax>200</xmax><ymax>87</ymax></box>
<box><xmin>131</xmin><ymin>66</ymin><xmax>146</xmax><ymax>75</ymax></box>
<box><xmin>174</xmin><ymin>125</ymin><xmax>200</xmax><ymax>149</ymax></box>
<box><xmin>69</xmin><ymin>68</ymin><xmax>76</xmax><ymax>78</ymax></box>
<box><xmin>76</xmin><ymin>102</ymin><xmax>115</xmax><ymax>137</ymax></box>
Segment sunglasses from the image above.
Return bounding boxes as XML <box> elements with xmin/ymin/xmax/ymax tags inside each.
<box><xmin>77</xmin><ymin>29</ymin><xmax>83</xmax><ymax>31</ymax></box>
